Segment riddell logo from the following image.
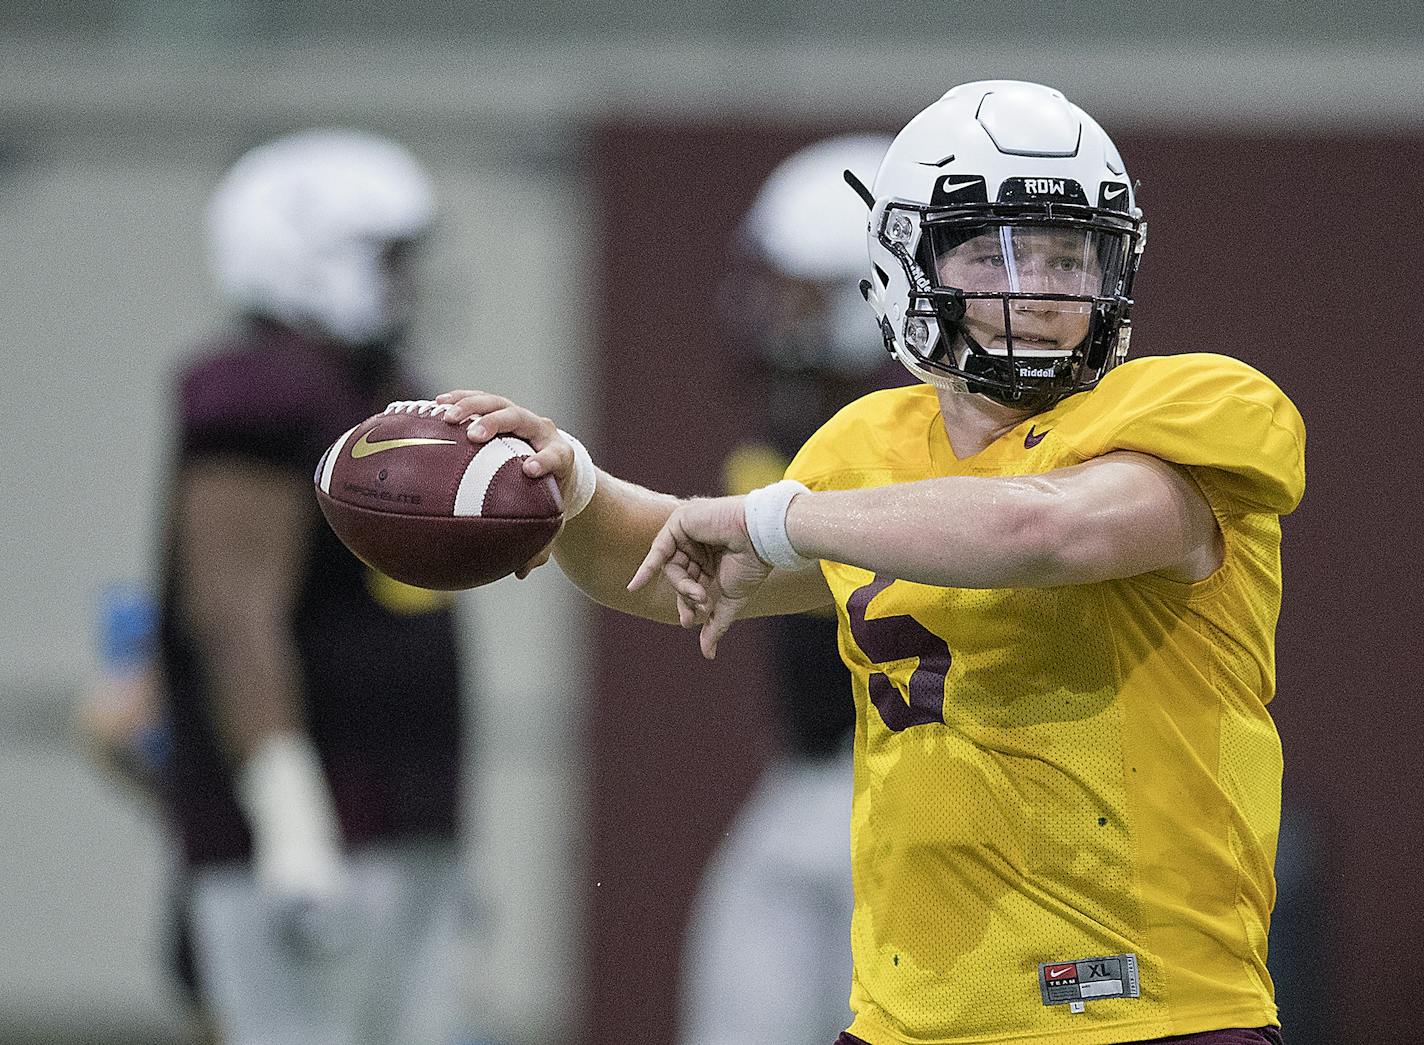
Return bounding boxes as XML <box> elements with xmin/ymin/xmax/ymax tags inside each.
<box><xmin>1023</xmin><ymin>179</ymin><xmax>1066</xmax><ymax>195</ymax></box>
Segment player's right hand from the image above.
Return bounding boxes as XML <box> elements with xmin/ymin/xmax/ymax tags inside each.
<box><xmin>629</xmin><ymin>495</ymin><xmax>774</xmax><ymax>660</ymax></box>
<box><xmin>434</xmin><ymin>389</ymin><xmax>577</xmax><ymax>578</ymax></box>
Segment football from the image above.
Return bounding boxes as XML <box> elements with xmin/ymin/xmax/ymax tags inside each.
<box><xmin>315</xmin><ymin>400</ymin><xmax>563</xmax><ymax>590</ymax></box>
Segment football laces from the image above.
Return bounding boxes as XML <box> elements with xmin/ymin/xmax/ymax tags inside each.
<box><xmin>382</xmin><ymin>399</ymin><xmax>454</xmax><ymax>419</ymax></box>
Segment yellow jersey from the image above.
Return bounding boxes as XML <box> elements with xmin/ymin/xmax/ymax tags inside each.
<box><xmin>783</xmin><ymin>353</ymin><xmax>1306</xmax><ymax>1045</ymax></box>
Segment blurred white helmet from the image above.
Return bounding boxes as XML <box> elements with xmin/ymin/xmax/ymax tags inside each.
<box><xmin>864</xmin><ymin>81</ymin><xmax>1146</xmax><ymax>408</ymax></box>
<box><xmin>733</xmin><ymin>133</ymin><xmax>893</xmax><ymax>377</ymax></box>
<box><xmin>208</xmin><ymin>129</ymin><xmax>435</xmax><ymax>345</ymax></box>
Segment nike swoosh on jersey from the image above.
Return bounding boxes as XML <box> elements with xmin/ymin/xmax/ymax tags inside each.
<box><xmin>350</xmin><ymin>430</ymin><xmax>459</xmax><ymax>458</ymax></box>
<box><xmin>1024</xmin><ymin>425</ymin><xmax>1051</xmax><ymax>449</ymax></box>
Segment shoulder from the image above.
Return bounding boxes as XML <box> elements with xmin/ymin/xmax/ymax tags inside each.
<box><xmin>177</xmin><ymin>329</ymin><xmax>318</xmax><ymax>428</ymax></box>
<box><xmin>1055</xmin><ymin>353</ymin><xmax>1305</xmax><ymax>513</ymax></box>
<box><xmin>786</xmin><ymin>384</ymin><xmax>940</xmax><ymax>489</ymax></box>
<box><xmin>177</xmin><ymin>326</ymin><xmax>346</xmax><ymax>433</ymax></box>
<box><xmin>1083</xmin><ymin>353</ymin><xmax>1298</xmax><ymax>425</ymax></box>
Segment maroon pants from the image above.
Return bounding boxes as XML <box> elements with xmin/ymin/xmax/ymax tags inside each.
<box><xmin>836</xmin><ymin>1029</ymin><xmax>1282</xmax><ymax>1045</ymax></box>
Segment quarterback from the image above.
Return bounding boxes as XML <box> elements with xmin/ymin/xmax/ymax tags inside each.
<box><xmin>438</xmin><ymin>81</ymin><xmax>1304</xmax><ymax>1044</ymax></box>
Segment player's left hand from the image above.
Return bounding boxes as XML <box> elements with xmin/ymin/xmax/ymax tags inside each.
<box><xmin>628</xmin><ymin>495</ymin><xmax>772</xmax><ymax>660</ymax></box>
<box><xmin>434</xmin><ymin>389</ymin><xmax>574</xmax><ymax>578</ymax></box>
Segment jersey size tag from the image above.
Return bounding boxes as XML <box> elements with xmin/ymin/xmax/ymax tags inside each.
<box><xmin>1038</xmin><ymin>953</ymin><xmax>1140</xmax><ymax>1013</ymax></box>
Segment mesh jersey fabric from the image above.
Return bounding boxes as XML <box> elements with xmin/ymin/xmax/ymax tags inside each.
<box><xmin>783</xmin><ymin>353</ymin><xmax>1306</xmax><ymax>1044</ymax></box>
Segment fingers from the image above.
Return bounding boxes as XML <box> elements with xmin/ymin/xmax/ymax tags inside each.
<box><xmin>432</xmin><ymin>392</ymin><xmax>560</xmax><ymax>452</ymax></box>
<box><xmin>672</xmin><ymin>560</ymin><xmax>711</xmax><ymax>628</ymax></box>
<box><xmin>699</xmin><ymin>596</ymin><xmax>742</xmax><ymax>661</ymax></box>
<box><xmin>432</xmin><ymin>391</ymin><xmax>582</xmax><ymax>508</ymax></box>
<box><xmin>514</xmin><ymin>546</ymin><xmax>553</xmax><ymax>580</ymax></box>
<box><xmin>434</xmin><ymin>389</ymin><xmax>486</xmax><ymax>405</ymax></box>
<box><xmin>434</xmin><ymin>390</ymin><xmax>505</xmax><ymax>424</ymax></box>
<box><xmin>514</xmin><ymin>525</ymin><xmax>563</xmax><ymax>580</ymax></box>
<box><xmin>628</xmin><ymin>524</ymin><xmax>679</xmax><ymax>592</ymax></box>
<box><xmin>676</xmin><ymin>591</ymin><xmax>704</xmax><ymax>629</ymax></box>
<box><xmin>627</xmin><ymin>521</ymin><xmax>717</xmax><ymax>635</ymax></box>
<box><xmin>522</xmin><ymin>437</ymin><xmax>572</xmax><ymax>481</ymax></box>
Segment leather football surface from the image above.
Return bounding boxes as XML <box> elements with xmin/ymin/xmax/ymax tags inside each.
<box><xmin>315</xmin><ymin>402</ymin><xmax>563</xmax><ymax>590</ymax></box>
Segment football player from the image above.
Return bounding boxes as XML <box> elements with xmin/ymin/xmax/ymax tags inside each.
<box><xmin>161</xmin><ymin>130</ymin><xmax>470</xmax><ymax>1045</ymax></box>
<box><xmin>680</xmin><ymin>133</ymin><xmax>894</xmax><ymax>1045</ymax></box>
<box><xmin>438</xmin><ymin>81</ymin><xmax>1303</xmax><ymax>1045</ymax></box>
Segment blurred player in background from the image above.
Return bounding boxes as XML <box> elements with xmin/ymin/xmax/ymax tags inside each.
<box><xmin>679</xmin><ymin>133</ymin><xmax>894</xmax><ymax>1045</ymax></box>
<box><xmin>437</xmin><ymin>80</ymin><xmax>1304</xmax><ymax>1044</ymax></box>
<box><xmin>157</xmin><ymin>130</ymin><xmax>469</xmax><ymax>1045</ymax></box>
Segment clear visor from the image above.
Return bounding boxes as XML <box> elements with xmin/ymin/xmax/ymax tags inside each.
<box><xmin>930</xmin><ymin>223</ymin><xmax>1129</xmax><ymax>300</ymax></box>
<box><xmin>927</xmin><ymin>222</ymin><xmax>1130</xmax><ymax>357</ymax></box>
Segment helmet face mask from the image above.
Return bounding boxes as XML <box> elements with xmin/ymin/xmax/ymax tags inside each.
<box><xmin>867</xmin><ymin>81</ymin><xmax>1146</xmax><ymax>409</ymax></box>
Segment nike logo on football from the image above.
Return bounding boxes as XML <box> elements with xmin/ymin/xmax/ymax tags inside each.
<box><xmin>350</xmin><ymin>430</ymin><xmax>459</xmax><ymax>459</ymax></box>
<box><xmin>1103</xmin><ymin>184</ymin><xmax>1127</xmax><ymax>201</ymax></box>
<box><xmin>1024</xmin><ymin>425</ymin><xmax>1051</xmax><ymax>449</ymax></box>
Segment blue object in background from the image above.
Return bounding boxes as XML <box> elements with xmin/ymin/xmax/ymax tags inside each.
<box><xmin>98</xmin><ymin>581</ymin><xmax>158</xmax><ymax>674</ymax></box>
<box><xmin>95</xmin><ymin>580</ymin><xmax>172</xmax><ymax>773</ymax></box>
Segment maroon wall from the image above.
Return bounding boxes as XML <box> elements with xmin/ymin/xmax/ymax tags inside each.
<box><xmin>585</xmin><ymin>120</ymin><xmax>1424</xmax><ymax>1045</ymax></box>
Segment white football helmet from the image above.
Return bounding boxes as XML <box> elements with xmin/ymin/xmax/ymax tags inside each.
<box><xmin>208</xmin><ymin>129</ymin><xmax>435</xmax><ymax>346</ymax></box>
<box><xmin>733</xmin><ymin>133</ymin><xmax>893</xmax><ymax>377</ymax></box>
<box><xmin>864</xmin><ymin>81</ymin><xmax>1146</xmax><ymax>407</ymax></box>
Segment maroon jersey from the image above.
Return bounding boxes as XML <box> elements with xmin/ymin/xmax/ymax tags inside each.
<box><xmin>158</xmin><ymin>319</ymin><xmax>465</xmax><ymax>867</ymax></box>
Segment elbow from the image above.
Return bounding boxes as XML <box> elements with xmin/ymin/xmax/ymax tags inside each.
<box><xmin>1001</xmin><ymin>479</ymin><xmax>1097</xmax><ymax>587</ymax></box>
<box><xmin>1019</xmin><ymin>489</ymin><xmax>1148</xmax><ymax>587</ymax></box>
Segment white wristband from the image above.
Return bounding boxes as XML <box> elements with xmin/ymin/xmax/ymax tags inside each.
<box><xmin>557</xmin><ymin>429</ymin><xmax>597</xmax><ymax>519</ymax></box>
<box><xmin>744</xmin><ymin>479</ymin><xmax>815</xmax><ymax>570</ymax></box>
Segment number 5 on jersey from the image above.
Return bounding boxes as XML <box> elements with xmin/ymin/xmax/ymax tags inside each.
<box><xmin>846</xmin><ymin>575</ymin><xmax>952</xmax><ymax>732</ymax></box>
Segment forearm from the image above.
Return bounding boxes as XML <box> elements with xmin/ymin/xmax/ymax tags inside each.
<box><xmin>177</xmin><ymin>461</ymin><xmax>314</xmax><ymax>762</ymax></box>
<box><xmin>784</xmin><ymin>475</ymin><xmax>1063</xmax><ymax>588</ymax></box>
<box><xmin>193</xmin><ymin>616</ymin><xmax>307</xmax><ymax>762</ymax></box>
<box><xmin>553</xmin><ymin>470</ymin><xmax>686</xmax><ymax>622</ymax></box>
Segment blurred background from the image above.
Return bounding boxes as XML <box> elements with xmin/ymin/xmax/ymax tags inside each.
<box><xmin>2</xmin><ymin>4</ymin><xmax>1422</xmax><ymax>1044</ymax></box>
